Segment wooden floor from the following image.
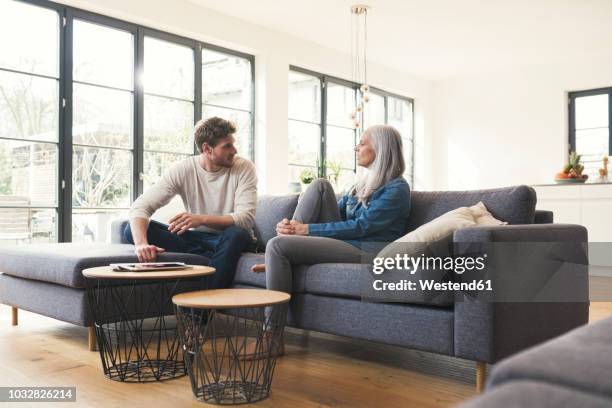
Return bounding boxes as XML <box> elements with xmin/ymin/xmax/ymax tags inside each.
<box><xmin>1</xmin><ymin>303</ymin><xmax>611</xmax><ymax>408</ymax></box>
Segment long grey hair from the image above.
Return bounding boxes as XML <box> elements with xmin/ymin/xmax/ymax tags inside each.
<box><xmin>352</xmin><ymin>125</ymin><xmax>405</xmax><ymax>204</ymax></box>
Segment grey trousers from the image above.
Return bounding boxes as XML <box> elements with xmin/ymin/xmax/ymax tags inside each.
<box><xmin>265</xmin><ymin>178</ymin><xmax>364</xmax><ymax>294</ymax></box>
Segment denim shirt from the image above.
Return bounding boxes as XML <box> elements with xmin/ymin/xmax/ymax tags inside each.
<box><xmin>308</xmin><ymin>177</ymin><xmax>411</xmax><ymax>248</ymax></box>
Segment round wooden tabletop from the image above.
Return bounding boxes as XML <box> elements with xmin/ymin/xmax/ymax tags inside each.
<box><xmin>172</xmin><ymin>289</ymin><xmax>291</xmax><ymax>308</ymax></box>
<box><xmin>82</xmin><ymin>265</ymin><xmax>215</xmax><ymax>280</ymax></box>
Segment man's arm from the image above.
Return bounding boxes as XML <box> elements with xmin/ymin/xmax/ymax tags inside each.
<box><xmin>128</xmin><ymin>163</ymin><xmax>181</xmax><ymax>261</ymax></box>
<box><xmin>229</xmin><ymin>160</ymin><xmax>258</xmax><ymax>230</ymax></box>
<box><xmin>129</xmin><ymin>217</ymin><xmax>166</xmax><ymax>262</ymax></box>
<box><xmin>167</xmin><ymin>213</ymin><xmax>234</xmax><ymax>234</ymax></box>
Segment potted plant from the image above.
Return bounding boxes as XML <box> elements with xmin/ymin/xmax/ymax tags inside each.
<box><xmin>555</xmin><ymin>151</ymin><xmax>588</xmax><ymax>183</ymax></box>
<box><xmin>299</xmin><ymin>169</ymin><xmax>316</xmax><ymax>190</ymax></box>
<box><xmin>326</xmin><ymin>160</ymin><xmax>342</xmax><ymax>190</ymax></box>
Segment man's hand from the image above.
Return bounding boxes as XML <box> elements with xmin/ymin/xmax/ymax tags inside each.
<box><xmin>168</xmin><ymin>212</ymin><xmax>205</xmax><ymax>235</ymax></box>
<box><xmin>276</xmin><ymin>218</ymin><xmax>308</xmax><ymax>236</ymax></box>
<box><xmin>135</xmin><ymin>244</ymin><xmax>165</xmax><ymax>263</ymax></box>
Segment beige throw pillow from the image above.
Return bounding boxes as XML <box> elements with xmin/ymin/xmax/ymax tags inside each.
<box><xmin>468</xmin><ymin>201</ymin><xmax>507</xmax><ymax>226</ymax></box>
<box><xmin>395</xmin><ymin>207</ymin><xmax>476</xmax><ymax>244</ymax></box>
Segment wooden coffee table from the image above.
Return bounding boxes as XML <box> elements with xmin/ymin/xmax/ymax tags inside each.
<box><xmin>173</xmin><ymin>288</ymin><xmax>290</xmax><ymax>404</ymax></box>
<box><xmin>83</xmin><ymin>265</ymin><xmax>214</xmax><ymax>382</ymax></box>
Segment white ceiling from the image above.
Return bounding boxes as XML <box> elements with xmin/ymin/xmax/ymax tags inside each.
<box><xmin>187</xmin><ymin>0</ymin><xmax>612</xmax><ymax>80</ymax></box>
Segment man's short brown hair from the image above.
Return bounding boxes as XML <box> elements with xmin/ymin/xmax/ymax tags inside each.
<box><xmin>194</xmin><ymin>117</ymin><xmax>236</xmax><ymax>152</ymax></box>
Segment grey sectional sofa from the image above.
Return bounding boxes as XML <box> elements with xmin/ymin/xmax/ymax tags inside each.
<box><xmin>0</xmin><ymin>185</ymin><xmax>589</xmax><ymax>389</ymax></box>
<box><xmin>459</xmin><ymin>316</ymin><xmax>612</xmax><ymax>407</ymax></box>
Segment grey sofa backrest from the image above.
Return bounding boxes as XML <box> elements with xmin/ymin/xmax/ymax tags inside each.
<box><xmin>406</xmin><ymin>185</ymin><xmax>537</xmax><ymax>232</ymax></box>
<box><xmin>254</xmin><ymin>194</ymin><xmax>299</xmax><ymax>251</ymax></box>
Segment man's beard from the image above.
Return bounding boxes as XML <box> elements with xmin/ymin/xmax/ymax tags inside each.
<box><xmin>212</xmin><ymin>154</ymin><xmax>235</xmax><ymax>168</ymax></box>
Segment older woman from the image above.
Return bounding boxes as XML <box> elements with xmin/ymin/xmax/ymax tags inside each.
<box><xmin>249</xmin><ymin>124</ymin><xmax>411</xmax><ymax>356</ymax></box>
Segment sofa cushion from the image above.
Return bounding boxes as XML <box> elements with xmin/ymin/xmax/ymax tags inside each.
<box><xmin>254</xmin><ymin>194</ymin><xmax>299</xmax><ymax>251</ymax></box>
<box><xmin>304</xmin><ymin>263</ymin><xmax>367</xmax><ymax>299</ymax></box>
<box><xmin>407</xmin><ymin>185</ymin><xmax>536</xmax><ymax>231</ymax></box>
<box><xmin>0</xmin><ymin>243</ymin><xmax>209</xmax><ymax>289</ymax></box>
<box><xmin>369</xmin><ymin>235</ymin><xmax>455</xmax><ymax>306</ymax></box>
<box><xmin>458</xmin><ymin>380</ymin><xmax>612</xmax><ymax>408</ymax></box>
<box><xmin>470</xmin><ymin>201</ymin><xmax>508</xmax><ymax>226</ymax></box>
<box><xmin>395</xmin><ymin>206</ymin><xmax>475</xmax><ymax>243</ymax></box>
<box><xmin>488</xmin><ymin>316</ymin><xmax>612</xmax><ymax>398</ymax></box>
<box><xmin>233</xmin><ymin>252</ymin><xmax>307</xmax><ymax>292</ymax></box>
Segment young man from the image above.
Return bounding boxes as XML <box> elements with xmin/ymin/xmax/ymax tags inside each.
<box><xmin>124</xmin><ymin>117</ymin><xmax>257</xmax><ymax>289</ymax></box>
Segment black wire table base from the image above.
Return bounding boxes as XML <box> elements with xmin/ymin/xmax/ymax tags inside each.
<box><xmin>175</xmin><ymin>303</ymin><xmax>288</xmax><ymax>404</ymax></box>
<box><xmin>87</xmin><ymin>278</ymin><xmax>204</xmax><ymax>382</ymax></box>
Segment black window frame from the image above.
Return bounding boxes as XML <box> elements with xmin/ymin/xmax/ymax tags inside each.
<box><xmin>289</xmin><ymin>65</ymin><xmax>415</xmax><ymax>184</ymax></box>
<box><xmin>4</xmin><ymin>0</ymin><xmax>255</xmax><ymax>243</ymax></box>
<box><xmin>568</xmin><ymin>87</ymin><xmax>612</xmax><ymax>156</ymax></box>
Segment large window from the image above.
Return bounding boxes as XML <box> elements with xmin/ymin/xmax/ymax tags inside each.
<box><xmin>0</xmin><ymin>0</ymin><xmax>60</xmax><ymax>245</ymax></box>
<box><xmin>569</xmin><ymin>88</ymin><xmax>611</xmax><ymax>178</ymax></box>
<box><xmin>288</xmin><ymin>67</ymin><xmax>414</xmax><ymax>192</ymax></box>
<box><xmin>0</xmin><ymin>0</ymin><xmax>254</xmax><ymax>245</ymax></box>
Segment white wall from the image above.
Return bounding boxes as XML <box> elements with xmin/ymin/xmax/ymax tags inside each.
<box><xmin>56</xmin><ymin>0</ymin><xmax>434</xmax><ymax>193</ymax></box>
<box><xmin>432</xmin><ymin>55</ymin><xmax>612</xmax><ymax>191</ymax></box>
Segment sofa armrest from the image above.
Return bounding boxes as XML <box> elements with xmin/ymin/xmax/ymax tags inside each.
<box><xmin>110</xmin><ymin>219</ymin><xmax>130</xmax><ymax>244</ymax></box>
<box><xmin>452</xmin><ymin>224</ymin><xmax>589</xmax><ymax>363</ymax></box>
<box><xmin>534</xmin><ymin>210</ymin><xmax>553</xmax><ymax>224</ymax></box>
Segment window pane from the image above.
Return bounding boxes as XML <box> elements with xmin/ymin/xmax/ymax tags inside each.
<box><xmin>0</xmin><ymin>70</ymin><xmax>58</xmax><ymax>142</ymax></box>
<box><xmin>73</xmin><ymin>20</ymin><xmax>133</xmax><ymax>90</ymax></box>
<box><xmin>363</xmin><ymin>93</ymin><xmax>385</xmax><ymax>128</ymax></box>
<box><xmin>144</xmin><ymin>37</ymin><xmax>194</xmax><ymax>100</ymax></box>
<box><xmin>576</xmin><ymin>128</ymin><xmax>609</xmax><ymax>176</ymax></box>
<box><xmin>327</xmin><ymin>82</ymin><xmax>356</xmax><ymax>128</ymax></box>
<box><xmin>326</xmin><ymin>126</ymin><xmax>356</xmax><ymax>170</ymax></box>
<box><xmin>202</xmin><ymin>105</ymin><xmax>251</xmax><ymax>158</ymax></box>
<box><xmin>575</xmin><ymin>94</ymin><xmax>608</xmax><ymax>129</ymax></box>
<box><xmin>0</xmin><ymin>140</ymin><xmax>57</xmax><ymax>206</ymax></box>
<box><xmin>72</xmin><ymin>209</ymin><xmax>128</xmax><ymax>243</ymax></box>
<box><xmin>72</xmin><ymin>146</ymin><xmax>131</xmax><ymax>208</ymax></box>
<box><xmin>73</xmin><ymin>84</ymin><xmax>132</xmax><ymax>148</ymax></box>
<box><xmin>0</xmin><ymin>0</ymin><xmax>59</xmax><ymax>77</ymax></box>
<box><xmin>144</xmin><ymin>95</ymin><xmax>194</xmax><ymax>154</ymax></box>
<box><xmin>288</xmin><ymin>121</ymin><xmax>320</xmax><ymax>166</ymax></box>
<box><xmin>202</xmin><ymin>49</ymin><xmax>251</xmax><ymax>111</ymax></box>
<box><xmin>336</xmin><ymin>170</ymin><xmax>356</xmax><ymax>193</ymax></box>
<box><xmin>143</xmin><ymin>152</ymin><xmax>189</xmax><ymax>191</ymax></box>
<box><xmin>289</xmin><ymin>71</ymin><xmax>321</xmax><ymax>123</ymax></box>
<box><xmin>402</xmin><ymin>137</ymin><xmax>413</xmax><ymax>173</ymax></box>
<box><xmin>388</xmin><ymin>97</ymin><xmax>413</xmax><ymax>140</ymax></box>
<box><xmin>0</xmin><ymin>207</ymin><xmax>56</xmax><ymax>245</ymax></box>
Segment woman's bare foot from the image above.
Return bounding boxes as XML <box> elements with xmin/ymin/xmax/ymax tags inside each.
<box><xmin>242</xmin><ymin>331</ymin><xmax>284</xmax><ymax>360</ymax></box>
<box><xmin>251</xmin><ymin>263</ymin><xmax>266</xmax><ymax>273</ymax></box>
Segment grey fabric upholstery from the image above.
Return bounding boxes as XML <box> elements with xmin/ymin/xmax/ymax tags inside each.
<box><xmin>488</xmin><ymin>317</ymin><xmax>612</xmax><ymax>398</ymax></box>
<box><xmin>0</xmin><ymin>273</ymin><xmax>206</xmax><ymax>326</ymax></box>
<box><xmin>369</xmin><ymin>235</ymin><xmax>455</xmax><ymax>306</ymax></box>
<box><xmin>535</xmin><ymin>209</ymin><xmax>554</xmax><ymax>224</ymax></box>
<box><xmin>289</xmin><ymin>293</ymin><xmax>454</xmax><ymax>355</ymax></box>
<box><xmin>452</xmin><ymin>223</ymin><xmax>589</xmax><ymax>363</ymax></box>
<box><xmin>253</xmin><ymin>194</ymin><xmax>299</xmax><ymax>251</ymax></box>
<box><xmin>458</xmin><ymin>380</ymin><xmax>612</xmax><ymax>408</ymax></box>
<box><xmin>0</xmin><ymin>273</ymin><xmax>92</xmax><ymax>326</ymax></box>
<box><xmin>407</xmin><ymin>185</ymin><xmax>537</xmax><ymax>231</ymax></box>
<box><xmin>0</xmin><ymin>243</ymin><xmax>209</xmax><ymax>289</ymax></box>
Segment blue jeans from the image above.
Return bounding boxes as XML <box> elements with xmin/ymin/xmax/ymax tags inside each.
<box><xmin>123</xmin><ymin>220</ymin><xmax>253</xmax><ymax>289</ymax></box>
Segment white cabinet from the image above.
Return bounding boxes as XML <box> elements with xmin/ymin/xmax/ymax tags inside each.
<box><xmin>533</xmin><ymin>184</ymin><xmax>612</xmax><ymax>242</ymax></box>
